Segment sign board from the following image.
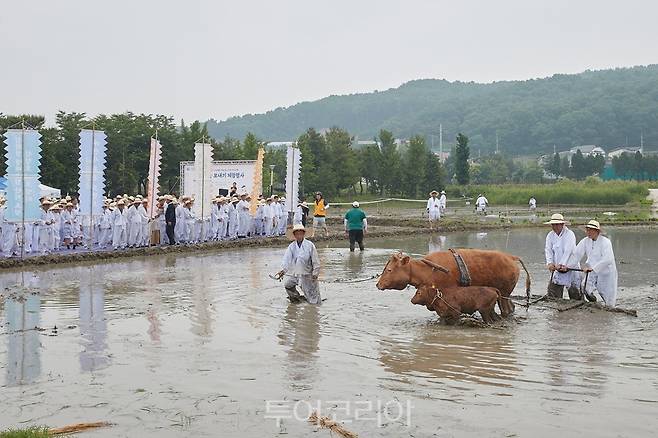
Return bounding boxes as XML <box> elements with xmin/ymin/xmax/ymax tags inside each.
<box><xmin>180</xmin><ymin>160</ymin><xmax>258</xmax><ymax>200</ymax></box>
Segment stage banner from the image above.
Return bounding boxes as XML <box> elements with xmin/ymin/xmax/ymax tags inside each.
<box><xmin>147</xmin><ymin>138</ymin><xmax>162</xmax><ymax>218</ymax></box>
<box><xmin>78</xmin><ymin>129</ymin><xmax>107</xmax><ymax>220</ymax></box>
<box><xmin>180</xmin><ymin>160</ymin><xmax>257</xmax><ymax>203</ymax></box>
<box><xmin>4</xmin><ymin>129</ymin><xmax>42</xmax><ymax>222</ymax></box>
<box><xmin>285</xmin><ymin>145</ymin><xmax>301</xmax><ymax>213</ymax></box>
<box><xmin>192</xmin><ymin>142</ymin><xmax>214</xmax><ymax>218</ymax></box>
<box><xmin>250</xmin><ymin>148</ymin><xmax>264</xmax><ymax>215</ymax></box>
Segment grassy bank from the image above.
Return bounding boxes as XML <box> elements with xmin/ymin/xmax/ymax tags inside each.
<box><xmin>333</xmin><ymin>180</ymin><xmax>651</xmax><ymax>206</ymax></box>
<box><xmin>0</xmin><ymin>427</ymin><xmax>49</xmax><ymax>438</ymax></box>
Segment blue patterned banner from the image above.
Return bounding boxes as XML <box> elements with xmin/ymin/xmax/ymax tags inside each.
<box><xmin>3</xmin><ymin>129</ymin><xmax>42</xmax><ymax>222</ymax></box>
<box><xmin>78</xmin><ymin>129</ymin><xmax>107</xmax><ymax>217</ymax></box>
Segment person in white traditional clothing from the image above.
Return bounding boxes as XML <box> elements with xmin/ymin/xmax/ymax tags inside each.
<box><xmin>156</xmin><ymin>197</ymin><xmax>168</xmax><ymax>245</ymax></box>
<box><xmin>227</xmin><ymin>196</ymin><xmax>239</xmax><ymax>239</ymax></box>
<box><xmin>439</xmin><ymin>190</ymin><xmax>447</xmax><ymax>215</ymax></box>
<box><xmin>35</xmin><ymin>199</ymin><xmax>55</xmax><ymax>255</ymax></box>
<box><xmin>61</xmin><ymin>203</ymin><xmax>77</xmax><ymax>249</ymax></box>
<box><xmin>475</xmin><ymin>193</ymin><xmax>488</xmax><ymax>215</ymax></box>
<box><xmin>50</xmin><ymin>204</ymin><xmax>62</xmax><ymax>251</ymax></box>
<box><xmin>139</xmin><ymin>199</ymin><xmax>150</xmax><ymax>247</ymax></box>
<box><xmin>237</xmin><ymin>193</ymin><xmax>251</xmax><ymax>238</ymax></box>
<box><xmin>567</xmin><ymin>220</ymin><xmax>618</xmax><ymax>307</ymax></box>
<box><xmin>254</xmin><ymin>200</ymin><xmax>265</xmax><ymax>236</ymax></box>
<box><xmin>426</xmin><ymin>190</ymin><xmax>441</xmax><ymax>231</ymax></box>
<box><xmin>275</xmin><ymin>224</ymin><xmax>321</xmax><ymax>304</ymax></box>
<box><xmin>210</xmin><ymin>197</ymin><xmax>220</xmax><ymax>240</ymax></box>
<box><xmin>98</xmin><ymin>203</ymin><xmax>113</xmax><ymax>248</ymax></box>
<box><xmin>529</xmin><ymin>197</ymin><xmax>537</xmax><ymax>212</ymax></box>
<box><xmin>544</xmin><ymin>213</ymin><xmax>582</xmax><ymax>300</ymax></box>
<box><xmin>184</xmin><ymin>199</ymin><xmax>196</xmax><ymax>243</ymax></box>
<box><xmin>128</xmin><ymin>199</ymin><xmax>143</xmax><ymax>247</ymax></box>
<box><xmin>112</xmin><ymin>200</ymin><xmax>128</xmax><ymax>249</ymax></box>
<box><xmin>217</xmin><ymin>197</ymin><xmax>229</xmax><ymax>240</ymax></box>
<box><xmin>265</xmin><ymin>198</ymin><xmax>277</xmax><ymax>237</ymax></box>
<box><xmin>277</xmin><ymin>196</ymin><xmax>288</xmax><ymax>235</ymax></box>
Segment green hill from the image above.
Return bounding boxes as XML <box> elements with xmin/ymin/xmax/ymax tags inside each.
<box><xmin>206</xmin><ymin>65</ymin><xmax>658</xmax><ymax>155</ymax></box>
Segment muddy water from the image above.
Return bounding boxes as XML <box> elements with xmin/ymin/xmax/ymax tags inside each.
<box><xmin>1</xmin><ymin>227</ymin><xmax>657</xmax><ymax>437</ymax></box>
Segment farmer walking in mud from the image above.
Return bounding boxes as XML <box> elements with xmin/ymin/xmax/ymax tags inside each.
<box><xmin>276</xmin><ymin>224</ymin><xmax>322</xmax><ymax>304</ymax></box>
<box><xmin>568</xmin><ymin>220</ymin><xmax>618</xmax><ymax>307</ymax></box>
<box><xmin>544</xmin><ymin>213</ymin><xmax>582</xmax><ymax>300</ymax></box>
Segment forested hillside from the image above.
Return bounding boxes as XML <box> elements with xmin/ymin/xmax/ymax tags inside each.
<box><xmin>206</xmin><ymin>65</ymin><xmax>658</xmax><ymax>155</ymax></box>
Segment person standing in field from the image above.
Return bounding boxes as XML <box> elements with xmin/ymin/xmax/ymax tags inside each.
<box><xmin>567</xmin><ymin>220</ymin><xmax>618</xmax><ymax>307</ymax></box>
<box><xmin>439</xmin><ymin>190</ymin><xmax>447</xmax><ymax>215</ymax></box>
<box><xmin>529</xmin><ymin>196</ymin><xmax>537</xmax><ymax>212</ymax></box>
<box><xmin>313</xmin><ymin>192</ymin><xmax>329</xmax><ymax>237</ymax></box>
<box><xmin>426</xmin><ymin>190</ymin><xmax>441</xmax><ymax>231</ymax></box>
<box><xmin>344</xmin><ymin>201</ymin><xmax>367</xmax><ymax>252</ymax></box>
<box><xmin>475</xmin><ymin>193</ymin><xmax>488</xmax><ymax>215</ymax></box>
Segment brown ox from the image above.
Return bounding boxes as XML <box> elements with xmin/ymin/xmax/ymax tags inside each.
<box><xmin>376</xmin><ymin>249</ymin><xmax>530</xmax><ymax>317</ymax></box>
<box><xmin>411</xmin><ymin>285</ymin><xmax>500</xmax><ymax>325</ymax></box>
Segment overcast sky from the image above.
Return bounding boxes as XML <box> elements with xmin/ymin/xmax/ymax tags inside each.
<box><xmin>1</xmin><ymin>0</ymin><xmax>656</xmax><ymax>124</ymax></box>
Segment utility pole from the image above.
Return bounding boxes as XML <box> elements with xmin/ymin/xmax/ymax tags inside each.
<box><xmin>640</xmin><ymin>131</ymin><xmax>644</xmax><ymax>155</ymax></box>
<box><xmin>495</xmin><ymin>131</ymin><xmax>499</xmax><ymax>154</ymax></box>
<box><xmin>439</xmin><ymin>123</ymin><xmax>443</xmax><ymax>161</ymax></box>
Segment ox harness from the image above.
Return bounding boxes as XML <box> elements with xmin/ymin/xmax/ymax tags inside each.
<box><xmin>449</xmin><ymin>248</ymin><xmax>472</xmax><ymax>287</ymax></box>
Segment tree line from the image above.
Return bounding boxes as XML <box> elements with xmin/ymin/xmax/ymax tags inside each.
<box><xmin>206</xmin><ymin>65</ymin><xmax>658</xmax><ymax>156</ymax></box>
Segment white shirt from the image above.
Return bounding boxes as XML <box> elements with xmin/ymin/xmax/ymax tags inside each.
<box><xmin>439</xmin><ymin>194</ymin><xmax>447</xmax><ymax>207</ymax></box>
<box><xmin>545</xmin><ymin>226</ymin><xmax>577</xmax><ymax>286</ymax></box>
<box><xmin>569</xmin><ymin>235</ymin><xmax>617</xmax><ymax>276</ymax></box>
<box><xmin>427</xmin><ymin>197</ymin><xmax>441</xmax><ymax>212</ymax></box>
<box><xmin>476</xmin><ymin>196</ymin><xmax>488</xmax><ymax>207</ymax></box>
<box><xmin>281</xmin><ymin>239</ymin><xmax>320</xmax><ymax>277</ymax></box>
<box><xmin>529</xmin><ymin>198</ymin><xmax>537</xmax><ymax>208</ymax></box>
<box><xmin>113</xmin><ymin>208</ymin><xmax>127</xmax><ymax>227</ymax></box>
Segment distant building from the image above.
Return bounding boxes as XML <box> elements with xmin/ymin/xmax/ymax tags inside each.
<box><xmin>265</xmin><ymin>141</ymin><xmax>295</xmax><ymax>149</ymax></box>
<box><xmin>608</xmin><ymin>147</ymin><xmax>642</xmax><ymax>159</ymax></box>
<box><xmin>569</xmin><ymin>145</ymin><xmax>606</xmax><ymax>157</ymax></box>
<box><xmin>433</xmin><ymin>151</ymin><xmax>450</xmax><ymax>163</ymax></box>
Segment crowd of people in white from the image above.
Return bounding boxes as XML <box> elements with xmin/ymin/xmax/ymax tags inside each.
<box><xmin>0</xmin><ymin>192</ymin><xmax>311</xmax><ymax>258</ymax></box>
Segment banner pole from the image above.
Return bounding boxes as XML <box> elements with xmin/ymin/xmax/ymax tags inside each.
<box><xmin>20</xmin><ymin>124</ymin><xmax>26</xmax><ymax>260</ymax></box>
<box><xmin>89</xmin><ymin>127</ymin><xmax>95</xmax><ymax>249</ymax></box>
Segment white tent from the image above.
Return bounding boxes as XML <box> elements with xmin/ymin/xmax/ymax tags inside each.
<box><xmin>40</xmin><ymin>184</ymin><xmax>61</xmax><ymax>199</ymax></box>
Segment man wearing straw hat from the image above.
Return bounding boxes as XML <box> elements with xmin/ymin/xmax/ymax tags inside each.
<box><xmin>275</xmin><ymin>224</ymin><xmax>321</xmax><ymax>304</ymax></box>
<box><xmin>544</xmin><ymin>213</ymin><xmax>582</xmax><ymax>300</ymax></box>
<box><xmin>36</xmin><ymin>199</ymin><xmax>55</xmax><ymax>255</ymax></box>
<box><xmin>426</xmin><ymin>190</ymin><xmax>441</xmax><ymax>231</ymax></box>
<box><xmin>568</xmin><ymin>220</ymin><xmax>618</xmax><ymax>307</ymax></box>
<box><xmin>439</xmin><ymin>190</ymin><xmax>447</xmax><ymax>215</ymax></box>
<box><xmin>112</xmin><ymin>199</ymin><xmax>128</xmax><ymax>249</ymax></box>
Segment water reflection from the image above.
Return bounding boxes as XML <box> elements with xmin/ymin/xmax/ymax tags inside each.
<box><xmin>379</xmin><ymin>326</ymin><xmax>519</xmax><ymax>387</ymax></box>
<box><xmin>428</xmin><ymin>235</ymin><xmax>446</xmax><ymax>253</ymax></box>
<box><xmin>5</xmin><ymin>293</ymin><xmax>42</xmax><ymax>386</ymax></box>
<box><xmin>79</xmin><ymin>268</ymin><xmax>109</xmax><ymax>372</ymax></box>
<box><xmin>278</xmin><ymin>304</ymin><xmax>321</xmax><ymax>390</ymax></box>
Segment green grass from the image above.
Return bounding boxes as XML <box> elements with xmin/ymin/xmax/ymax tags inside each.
<box><xmin>0</xmin><ymin>426</ymin><xmax>50</xmax><ymax>438</ymax></box>
<box><xmin>447</xmin><ymin>180</ymin><xmax>650</xmax><ymax>205</ymax></box>
<box><xmin>334</xmin><ymin>180</ymin><xmax>651</xmax><ymax>206</ymax></box>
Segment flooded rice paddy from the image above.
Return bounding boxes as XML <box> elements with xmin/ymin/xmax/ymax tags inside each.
<box><xmin>1</xmin><ymin>227</ymin><xmax>657</xmax><ymax>437</ymax></box>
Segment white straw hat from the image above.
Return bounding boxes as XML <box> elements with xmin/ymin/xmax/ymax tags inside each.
<box><xmin>544</xmin><ymin>213</ymin><xmax>566</xmax><ymax>225</ymax></box>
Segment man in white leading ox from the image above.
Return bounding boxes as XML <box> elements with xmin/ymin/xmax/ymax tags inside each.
<box><xmin>568</xmin><ymin>220</ymin><xmax>618</xmax><ymax>307</ymax></box>
<box><xmin>544</xmin><ymin>213</ymin><xmax>582</xmax><ymax>300</ymax></box>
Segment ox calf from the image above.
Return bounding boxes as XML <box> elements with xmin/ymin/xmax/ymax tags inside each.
<box><xmin>411</xmin><ymin>285</ymin><xmax>501</xmax><ymax>325</ymax></box>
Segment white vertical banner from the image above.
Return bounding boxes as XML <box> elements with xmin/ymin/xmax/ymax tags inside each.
<box><xmin>193</xmin><ymin>142</ymin><xmax>213</xmax><ymax>218</ymax></box>
<box><xmin>147</xmin><ymin>137</ymin><xmax>162</xmax><ymax>219</ymax></box>
<box><xmin>285</xmin><ymin>145</ymin><xmax>301</xmax><ymax>213</ymax></box>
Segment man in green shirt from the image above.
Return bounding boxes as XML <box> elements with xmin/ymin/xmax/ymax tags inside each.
<box><xmin>344</xmin><ymin>201</ymin><xmax>367</xmax><ymax>252</ymax></box>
